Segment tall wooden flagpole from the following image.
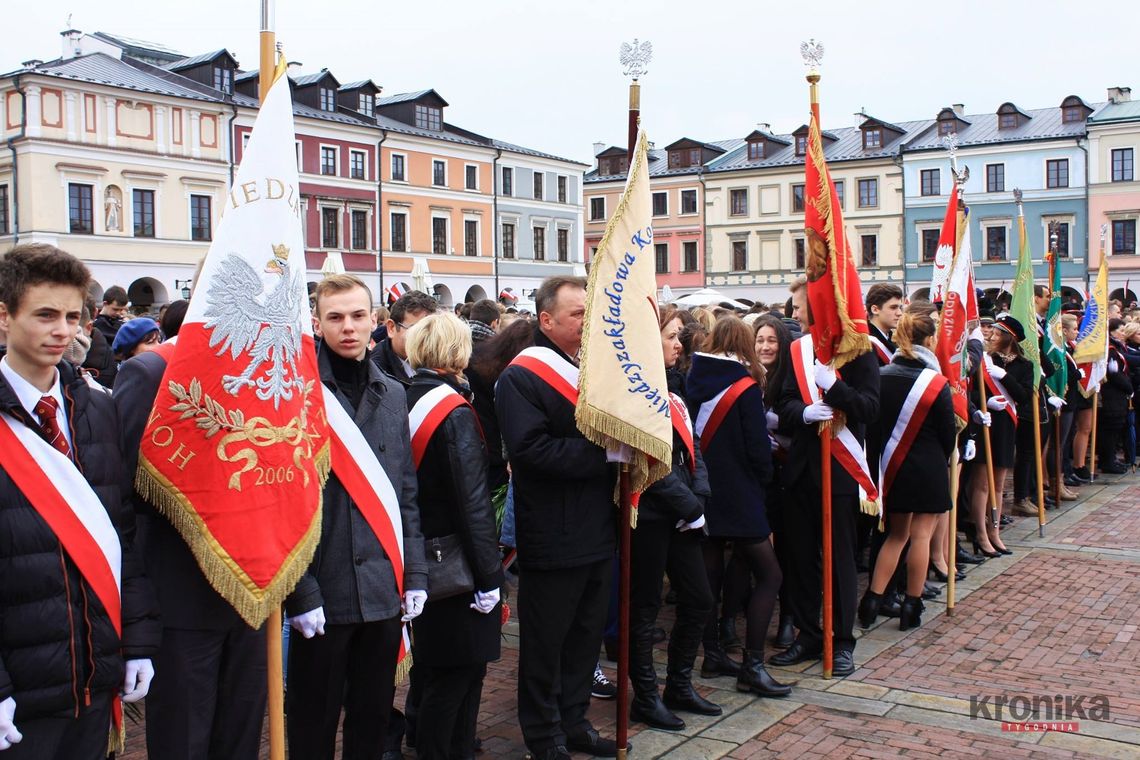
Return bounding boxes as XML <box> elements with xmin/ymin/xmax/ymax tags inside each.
<box><xmin>258</xmin><ymin>3</ymin><xmax>286</xmax><ymax>759</ymax></box>
<box><xmin>944</xmin><ymin>137</ymin><xmax>968</xmax><ymax>615</ymax></box>
<box><xmin>1049</xmin><ymin>223</ymin><xmax>1063</xmax><ymax>516</ymax></box>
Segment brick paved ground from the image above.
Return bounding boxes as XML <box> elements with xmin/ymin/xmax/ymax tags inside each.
<box><xmin>120</xmin><ymin>472</ymin><xmax>1140</xmax><ymax>759</ymax></box>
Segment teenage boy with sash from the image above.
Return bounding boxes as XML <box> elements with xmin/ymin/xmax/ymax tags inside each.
<box><xmin>285</xmin><ymin>275</ymin><xmax>428</xmax><ymax>759</ymax></box>
<box><xmin>0</xmin><ymin>244</ymin><xmax>160</xmax><ymax>759</ymax></box>
<box><xmin>771</xmin><ymin>275</ymin><xmax>879</xmax><ymax>678</ymax></box>
<box><xmin>114</xmin><ymin>321</ymin><xmax>269</xmax><ymax>758</ymax></box>
<box><xmin>865</xmin><ymin>284</ymin><xmax>902</xmax><ymax>367</ymax></box>
<box><xmin>497</xmin><ymin>276</ymin><xmax>625</xmax><ymax>760</ymax></box>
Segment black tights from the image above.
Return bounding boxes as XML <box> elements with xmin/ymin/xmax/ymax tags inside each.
<box><xmin>702</xmin><ymin>538</ymin><xmax>782</xmax><ymax>655</ymax></box>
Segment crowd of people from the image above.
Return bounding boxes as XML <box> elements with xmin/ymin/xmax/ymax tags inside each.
<box><xmin>0</xmin><ymin>241</ymin><xmax>1135</xmax><ymax>760</ymax></box>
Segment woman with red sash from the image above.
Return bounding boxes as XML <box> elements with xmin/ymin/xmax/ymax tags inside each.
<box><xmin>858</xmin><ymin>305</ymin><xmax>956</xmax><ymax>630</ymax></box>
<box><xmin>686</xmin><ymin>318</ymin><xmax>790</xmax><ymax>698</ymax></box>
<box><xmin>623</xmin><ymin>306</ymin><xmax>720</xmax><ymax>731</ymax></box>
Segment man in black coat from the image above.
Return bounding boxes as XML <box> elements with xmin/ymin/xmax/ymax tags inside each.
<box><xmin>114</xmin><ymin>346</ymin><xmax>268</xmax><ymax>759</ymax></box>
<box><xmin>0</xmin><ymin>245</ymin><xmax>160</xmax><ymax>759</ymax></box>
<box><xmin>372</xmin><ymin>290</ymin><xmax>438</xmax><ymax>385</ymax></box>
<box><xmin>772</xmin><ymin>276</ymin><xmax>879</xmax><ymax>677</ymax></box>
<box><xmin>496</xmin><ymin>276</ymin><xmax>624</xmax><ymax>760</ymax></box>
<box><xmin>91</xmin><ymin>285</ymin><xmax>128</xmax><ymax>345</ymax></box>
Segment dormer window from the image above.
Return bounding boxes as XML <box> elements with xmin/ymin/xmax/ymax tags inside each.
<box><xmin>359</xmin><ymin>93</ymin><xmax>374</xmax><ymax>117</ymax></box>
<box><xmin>747</xmin><ymin>141</ymin><xmax>764</xmax><ymax>160</ymax></box>
<box><xmin>795</xmin><ymin>135</ymin><xmax>807</xmax><ymax>156</ymax></box>
<box><xmin>319</xmin><ymin>87</ymin><xmax>336</xmax><ymax>112</ymax></box>
<box><xmin>213</xmin><ymin>66</ymin><xmax>232</xmax><ymax>93</ymax></box>
<box><xmin>415</xmin><ymin>105</ymin><xmax>442</xmax><ymax>131</ymax></box>
<box><xmin>1062</xmin><ymin>106</ymin><xmax>1083</xmax><ymax>123</ymax></box>
<box><xmin>863</xmin><ymin>127</ymin><xmax>882</xmax><ymax>150</ymax></box>
<box><xmin>938</xmin><ymin>119</ymin><xmax>955</xmax><ymax>136</ymax></box>
<box><xmin>599</xmin><ymin>158</ymin><xmax>612</xmax><ymax>175</ymax></box>
<box><xmin>667</xmin><ymin>149</ymin><xmax>701</xmax><ymax>169</ymax></box>
<box><xmin>999</xmin><ymin>113</ymin><xmax>1017</xmax><ymax>129</ymax></box>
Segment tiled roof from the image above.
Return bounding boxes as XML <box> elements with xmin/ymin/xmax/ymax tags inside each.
<box><xmin>166</xmin><ymin>50</ymin><xmax>234</xmax><ymax>72</ymax></box>
<box><xmin>2</xmin><ymin>52</ymin><xmax>221</xmax><ymax>103</ymax></box>
<box><xmin>1089</xmin><ymin>100</ymin><xmax>1140</xmax><ymax>124</ymax></box>
<box><xmin>905</xmin><ymin>105</ymin><xmax>1099</xmax><ymax>151</ymax></box>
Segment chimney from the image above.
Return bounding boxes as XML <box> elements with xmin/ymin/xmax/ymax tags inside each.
<box><xmin>60</xmin><ymin>28</ymin><xmax>83</xmax><ymax>60</ymax></box>
<box><xmin>756</xmin><ymin>122</ymin><xmax>771</xmax><ymax>133</ymax></box>
<box><xmin>853</xmin><ymin>108</ymin><xmax>867</xmax><ymax>126</ymax></box>
<box><xmin>591</xmin><ymin>141</ymin><xmax>605</xmax><ymax>170</ymax></box>
<box><xmin>952</xmin><ymin>103</ymin><xmax>965</xmax><ymax>117</ymax></box>
<box><xmin>22</xmin><ymin>59</ymin><xmax>43</xmax><ymax>69</ymax></box>
<box><xmin>1108</xmin><ymin>86</ymin><xmax>1133</xmax><ymax>104</ymax></box>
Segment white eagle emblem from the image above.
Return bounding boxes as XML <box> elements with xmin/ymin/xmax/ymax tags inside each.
<box><xmin>619</xmin><ymin>39</ymin><xmax>653</xmax><ymax>80</ymax></box>
<box><xmin>204</xmin><ymin>244</ymin><xmax>307</xmax><ymax>407</ymax></box>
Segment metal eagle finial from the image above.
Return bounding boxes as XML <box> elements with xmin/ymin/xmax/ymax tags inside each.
<box><xmin>800</xmin><ymin>39</ymin><xmax>824</xmax><ymax>70</ymax></box>
<box><xmin>620</xmin><ymin>38</ymin><xmax>652</xmax><ymax>81</ymax></box>
<box><xmin>942</xmin><ymin>132</ymin><xmax>969</xmax><ymax>185</ymax></box>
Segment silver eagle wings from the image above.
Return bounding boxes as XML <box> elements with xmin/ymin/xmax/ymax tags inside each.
<box><xmin>620</xmin><ymin>39</ymin><xmax>652</xmax><ymax>80</ymax></box>
<box><xmin>204</xmin><ymin>244</ymin><xmax>307</xmax><ymax>408</ymax></box>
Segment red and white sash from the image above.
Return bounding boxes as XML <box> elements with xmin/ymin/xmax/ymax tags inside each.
<box><xmin>879</xmin><ymin>368</ymin><xmax>947</xmax><ymax>499</ymax></box>
<box><xmin>789</xmin><ymin>335</ymin><xmax>879</xmax><ymax>501</ymax></box>
<box><xmin>507</xmin><ymin>346</ymin><xmax>579</xmax><ymax>405</ymax></box>
<box><xmin>694</xmin><ymin>376</ymin><xmax>756</xmax><ymax>453</ymax></box>
<box><xmin>869</xmin><ymin>335</ymin><xmax>894</xmax><ymax>367</ymax></box>
<box><xmin>322</xmin><ymin>385</ymin><xmax>410</xmax><ymax>664</ymax></box>
<box><xmin>982</xmin><ymin>355</ymin><xmax>1018</xmax><ymax>426</ymax></box>
<box><xmin>668</xmin><ymin>392</ymin><xmax>696</xmax><ymax>472</ymax></box>
<box><xmin>409</xmin><ymin>384</ymin><xmax>470</xmax><ymax>469</ymax></box>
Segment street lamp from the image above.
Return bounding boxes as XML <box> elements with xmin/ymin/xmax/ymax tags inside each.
<box><xmin>175</xmin><ymin>279</ymin><xmax>193</xmax><ymax>300</ymax></box>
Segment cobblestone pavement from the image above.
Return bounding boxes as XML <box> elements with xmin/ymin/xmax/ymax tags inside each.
<box><xmin>120</xmin><ymin>471</ymin><xmax>1140</xmax><ymax>758</ymax></box>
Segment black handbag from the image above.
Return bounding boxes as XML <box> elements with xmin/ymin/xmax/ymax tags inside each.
<box><xmin>424</xmin><ymin>534</ymin><xmax>475</xmax><ymax>600</ymax></box>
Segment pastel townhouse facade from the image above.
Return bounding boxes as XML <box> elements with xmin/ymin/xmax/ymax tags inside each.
<box><xmin>1086</xmin><ymin>88</ymin><xmax>1140</xmax><ymax>302</ymax></box>
<box><xmin>702</xmin><ymin>116</ymin><xmax>926</xmax><ymax>304</ymax></box>
<box><xmin>902</xmin><ymin>98</ymin><xmax>1095</xmax><ymax>303</ymax></box>
<box><xmin>582</xmin><ymin>139</ymin><xmax>719</xmax><ymax>296</ymax></box>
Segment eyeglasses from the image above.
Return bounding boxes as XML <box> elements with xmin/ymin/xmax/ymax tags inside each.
<box><xmin>393</xmin><ymin>322</ymin><xmax>410</xmax><ymax>331</ymax></box>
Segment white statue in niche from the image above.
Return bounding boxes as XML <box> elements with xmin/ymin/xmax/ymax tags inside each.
<box><xmin>104</xmin><ymin>186</ymin><xmax>123</xmax><ymax>231</ymax></box>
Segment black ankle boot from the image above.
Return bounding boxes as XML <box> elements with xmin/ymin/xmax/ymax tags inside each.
<box><xmin>736</xmin><ymin>650</ymin><xmax>792</xmax><ymax>697</ymax></box>
<box><xmin>719</xmin><ymin>617</ymin><xmax>742</xmax><ymax>653</ymax></box>
<box><xmin>774</xmin><ymin>614</ymin><xmax>795</xmax><ymax>649</ymax></box>
<box><xmin>857</xmin><ymin>590</ymin><xmax>882</xmax><ymax>629</ymax></box>
<box><xmin>699</xmin><ymin>643</ymin><xmax>740</xmax><ymax>679</ymax></box>
<box><xmin>630</xmin><ymin>693</ymin><xmax>685</xmax><ymax>731</ymax></box>
<box><xmin>899</xmin><ymin>595</ymin><xmax>924</xmax><ymax>631</ymax></box>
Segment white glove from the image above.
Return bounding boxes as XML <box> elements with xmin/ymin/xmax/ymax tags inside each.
<box><xmin>1108</xmin><ymin>359</ymin><xmax>1120</xmax><ymax>373</ymax></box>
<box><xmin>675</xmin><ymin>514</ymin><xmax>706</xmax><ymax>532</ymax></box>
<box><xmin>121</xmin><ymin>658</ymin><xmax>154</xmax><ymax>704</ymax></box>
<box><xmin>289</xmin><ymin>607</ymin><xmax>327</xmax><ymax>639</ymax></box>
<box><xmin>972</xmin><ymin>410</ymin><xmax>992</xmax><ymax>427</ymax></box>
<box><xmin>988</xmin><ymin>365</ymin><xmax>1007</xmax><ymax>381</ymax></box>
<box><xmin>813</xmin><ymin>361</ymin><xmax>837</xmax><ymax>391</ymax></box>
<box><xmin>964</xmin><ymin>439</ymin><xmax>977</xmax><ymax>461</ymax></box>
<box><xmin>402</xmin><ymin>589</ymin><xmax>428</xmax><ymax>622</ymax></box>
<box><xmin>1078</xmin><ymin>367</ymin><xmax>1086</xmax><ymax>379</ymax></box>
<box><xmin>765</xmin><ymin>410</ymin><xmax>780</xmax><ymax>432</ymax></box>
<box><xmin>1047</xmin><ymin>395</ymin><xmax>1065</xmax><ymax>410</ymax></box>
<box><xmin>986</xmin><ymin>395</ymin><xmax>1008</xmax><ymax>412</ymax></box>
<box><xmin>606</xmin><ymin>443</ymin><xmax>631</xmax><ymax>463</ymax></box>
<box><xmin>0</xmin><ymin>698</ymin><xmax>21</xmax><ymax>751</ymax></box>
<box><xmin>802</xmin><ymin>401</ymin><xmax>835</xmax><ymax>424</ymax></box>
<box><xmin>470</xmin><ymin>588</ymin><xmax>500</xmax><ymax>614</ymax></box>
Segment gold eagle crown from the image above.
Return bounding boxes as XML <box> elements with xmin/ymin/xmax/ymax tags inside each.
<box><xmin>272</xmin><ymin>243</ymin><xmax>290</xmax><ymax>260</ymax></box>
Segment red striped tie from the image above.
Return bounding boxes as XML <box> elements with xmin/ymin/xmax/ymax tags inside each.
<box><xmin>34</xmin><ymin>396</ymin><xmax>72</xmax><ymax>458</ymax></box>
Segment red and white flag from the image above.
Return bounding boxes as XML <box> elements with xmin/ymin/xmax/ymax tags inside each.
<box><xmin>934</xmin><ymin>196</ymin><xmax>971</xmax><ymax>428</ymax></box>
<box><xmin>929</xmin><ymin>185</ymin><xmax>959</xmax><ymax>305</ymax></box>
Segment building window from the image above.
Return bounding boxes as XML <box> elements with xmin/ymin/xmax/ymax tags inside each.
<box><xmin>1063</xmin><ymin>105</ymin><xmax>1084</xmax><ymax>123</ymax></box>
<box><xmin>833</xmin><ymin>180</ymin><xmax>844</xmax><ymax>209</ymax></box>
<box><xmin>132</xmin><ymin>189</ymin><xmax>155</xmax><ymax>238</ymax></box>
<box><xmin>938</xmin><ymin>119</ymin><xmax>955</xmax><ymax>136</ymax></box>
<box><xmin>358</xmin><ymin>93</ymin><xmax>374</xmax><ymax>117</ymax></box>
<box><xmin>415</xmin><ymin>105</ymin><xmax>442</xmax><ymax>131</ymax></box>
<box><xmin>792</xmin><ymin>184</ymin><xmax>805</xmax><ymax>213</ymax></box>
<box><xmin>985</xmin><ymin>226</ymin><xmax>1007</xmax><ymax>261</ymax></box>
<box><xmin>319</xmin><ymin>87</ymin><xmax>335</xmax><ymax>112</ymax></box>
<box><xmin>683</xmin><ymin>241</ymin><xmax>698</xmax><ymax>272</ymax></box>
<box><xmin>295</xmin><ymin>141</ymin><xmax>303</xmax><ymax>172</ymax></box>
<box><xmin>350</xmin><ymin>151</ymin><xmax>366</xmax><ymax>180</ymax></box>
<box><xmin>390</xmin><ymin>213</ymin><xmax>406</xmax><ymax>252</ymax></box>
<box><xmin>321</xmin><ymin>147</ymin><xmax>337</xmax><ymax>176</ymax></box>
<box><xmin>747</xmin><ymin>141</ymin><xmax>764</xmax><ymax>160</ymax></box>
<box><xmin>986</xmin><ymin>164</ymin><xmax>1005</xmax><ymax>193</ymax></box>
<box><xmin>0</xmin><ymin>184</ymin><xmax>9</xmax><ymax>235</ymax></box>
<box><xmin>350</xmin><ymin>210</ymin><xmax>368</xmax><ymax>250</ymax></box>
<box><xmin>213</xmin><ymin>67</ymin><xmax>232</xmax><ymax>93</ymax></box>
<box><xmin>464</xmin><ymin>219</ymin><xmax>478</xmax><ymax>256</ymax></box>
<box><xmin>921</xmin><ymin>229</ymin><xmax>940</xmax><ymax>262</ymax></box>
<box><xmin>863</xmin><ymin>128</ymin><xmax>882</xmax><ymax>150</ymax></box>
<box><xmin>533</xmin><ymin>172</ymin><xmax>544</xmax><ymax>200</ymax></box>
<box><xmin>391</xmin><ymin>154</ymin><xmax>406</xmax><ymax>182</ymax></box>
<box><xmin>652</xmin><ymin>191</ymin><xmax>668</xmax><ymax>217</ymax></box>
<box><xmin>69</xmin><ymin>183</ymin><xmax>93</xmax><ymax>234</ymax></box>
<box><xmin>557</xmin><ymin>228</ymin><xmax>569</xmax><ymax>261</ymax></box>
<box><xmin>730</xmin><ymin>188</ymin><xmax>748</xmax><ymax>216</ymax></box>
<box><xmin>589</xmin><ymin>196</ymin><xmax>606</xmax><ymax>221</ymax></box>
<box><xmin>655</xmin><ymin>243</ymin><xmax>668</xmax><ymax>274</ymax></box>
<box><xmin>320</xmin><ymin>207</ymin><xmax>339</xmax><ymax>248</ymax></box>
<box><xmin>920</xmin><ymin>169</ymin><xmax>940</xmax><ymax>196</ymax></box>
<box><xmin>1048</xmin><ymin>222</ymin><xmax>1070</xmax><ymax>258</ymax></box>
<box><xmin>433</xmin><ymin>160</ymin><xmax>446</xmax><ymax>187</ymax></box>
<box><xmin>794</xmin><ymin>238</ymin><xmax>806</xmax><ymax>269</ymax></box>
<box><xmin>599</xmin><ymin>158</ymin><xmax>613</xmax><ymax>175</ymax></box>
<box><xmin>1113</xmin><ymin>219</ymin><xmax>1135</xmax><ymax>255</ymax></box>
<box><xmin>732</xmin><ymin>240</ymin><xmax>747</xmax><ymax>271</ymax></box>
<box><xmin>858</xmin><ymin>178</ymin><xmax>878</xmax><ymax>208</ymax></box>
<box><xmin>1112</xmin><ymin>148</ymin><xmax>1134</xmax><ymax>182</ymax></box>
<box><xmin>502</xmin><ymin>223</ymin><xmax>515</xmax><ymax>259</ymax></box>
<box><xmin>681</xmin><ymin>189</ymin><xmax>697</xmax><ymax>215</ymax></box>
<box><xmin>1046</xmin><ymin>159</ymin><xmax>1069</xmax><ymax>188</ymax></box>
<box><xmin>558</xmin><ymin>176</ymin><xmax>568</xmax><ymax>203</ymax></box>
<box><xmin>502</xmin><ymin>167</ymin><xmax>513</xmax><ymax>196</ymax></box>
<box><xmin>860</xmin><ymin>234</ymin><xmax>878</xmax><ymax>267</ymax></box>
<box><xmin>999</xmin><ymin>112</ymin><xmax>1018</xmax><ymax>130</ymax></box>
<box><xmin>795</xmin><ymin>135</ymin><xmax>807</xmax><ymax>156</ymax></box>
<box><xmin>533</xmin><ymin>226</ymin><xmax>545</xmax><ymax>260</ymax></box>
<box><xmin>465</xmin><ymin>165</ymin><xmax>478</xmax><ymax>191</ymax></box>
<box><xmin>432</xmin><ymin>217</ymin><xmax>448</xmax><ymax>254</ymax></box>
<box><xmin>190</xmin><ymin>194</ymin><xmax>211</xmax><ymax>241</ymax></box>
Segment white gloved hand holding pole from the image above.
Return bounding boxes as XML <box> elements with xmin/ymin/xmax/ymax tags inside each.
<box><xmin>289</xmin><ymin>607</ymin><xmax>327</xmax><ymax>639</ymax></box>
<box><xmin>402</xmin><ymin>589</ymin><xmax>428</xmax><ymax>622</ymax></box>
<box><xmin>1047</xmin><ymin>395</ymin><xmax>1065</xmax><ymax>411</ymax></box>
<box><xmin>986</xmin><ymin>395</ymin><xmax>1008</xmax><ymax>412</ymax></box>
<box><xmin>972</xmin><ymin>410</ymin><xmax>992</xmax><ymax>427</ymax></box>
<box><xmin>988</xmin><ymin>365</ymin><xmax>1007</xmax><ymax>381</ymax></box>
<box><xmin>802</xmin><ymin>401</ymin><xmax>835</xmax><ymax>424</ymax></box>
<box><xmin>813</xmin><ymin>361</ymin><xmax>837</xmax><ymax>391</ymax></box>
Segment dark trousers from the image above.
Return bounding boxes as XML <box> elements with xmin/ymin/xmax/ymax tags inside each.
<box><xmin>415</xmin><ymin>663</ymin><xmax>486</xmax><ymax>760</ymax></box>
<box><xmin>1098</xmin><ymin>413</ymin><xmax>1126</xmax><ymax>466</ymax></box>
<box><xmin>5</xmin><ymin>691</ymin><xmax>111</xmax><ymax>760</ymax></box>
<box><xmin>784</xmin><ymin>483</ymin><xmax>858</xmax><ymax>653</ymax></box>
<box><xmin>517</xmin><ymin>558</ymin><xmax>612</xmax><ymax>752</ymax></box>
<box><xmin>1014</xmin><ymin>420</ymin><xmax>1049</xmax><ymax>499</ymax></box>
<box><xmin>287</xmin><ymin>617</ymin><xmax>403</xmax><ymax>760</ymax></box>
<box><xmin>146</xmin><ymin>622</ymin><xmax>267</xmax><ymax>760</ymax></box>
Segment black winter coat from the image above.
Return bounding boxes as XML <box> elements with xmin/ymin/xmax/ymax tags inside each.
<box><xmin>0</xmin><ymin>362</ymin><xmax>160</xmax><ymax>719</ymax></box>
<box><xmin>370</xmin><ymin>337</ymin><xmax>413</xmax><ymax>387</ymax></box>
<box><xmin>496</xmin><ymin>331</ymin><xmax>614</xmax><ymax>570</ymax></box>
<box><xmin>686</xmin><ymin>353</ymin><xmax>773</xmax><ymax>539</ymax></box>
<box><xmin>405</xmin><ymin>371</ymin><xmax>503</xmax><ymax>666</ymax></box>
<box><xmin>81</xmin><ymin>328</ymin><xmax>117</xmax><ymax>389</ymax></box>
<box><xmin>1102</xmin><ymin>342</ymin><xmax>1133</xmax><ymax>415</ymax></box>
<box><xmin>636</xmin><ymin>389</ymin><xmax>709</xmax><ymax>526</ymax></box>
<box><xmin>465</xmin><ymin>358</ymin><xmax>508</xmax><ymax>493</ymax></box>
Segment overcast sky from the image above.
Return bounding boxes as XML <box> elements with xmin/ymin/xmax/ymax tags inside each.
<box><xmin>5</xmin><ymin>0</ymin><xmax>1138</xmax><ymax>163</ymax></box>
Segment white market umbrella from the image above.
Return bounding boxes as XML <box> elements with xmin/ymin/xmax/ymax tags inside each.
<box><xmin>671</xmin><ymin>287</ymin><xmax>750</xmax><ymax>310</ymax></box>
